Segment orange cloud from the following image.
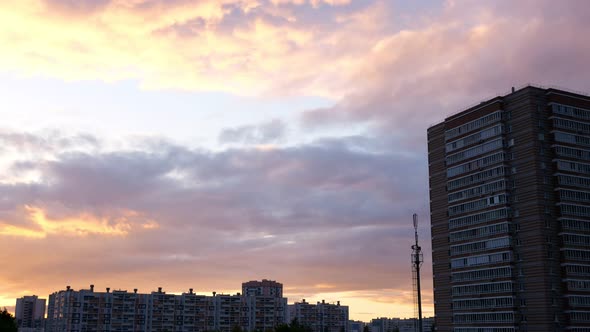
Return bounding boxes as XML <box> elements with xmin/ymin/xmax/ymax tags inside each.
<box><xmin>0</xmin><ymin>0</ymin><xmax>380</xmax><ymax>97</ymax></box>
<box><xmin>0</xmin><ymin>205</ymin><xmax>158</xmax><ymax>238</ymax></box>
<box><xmin>314</xmin><ymin>283</ymin><xmax>336</xmax><ymax>289</ymax></box>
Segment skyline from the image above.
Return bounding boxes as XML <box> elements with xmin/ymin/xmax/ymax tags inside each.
<box><xmin>1</xmin><ymin>0</ymin><xmax>590</xmax><ymax>321</ymax></box>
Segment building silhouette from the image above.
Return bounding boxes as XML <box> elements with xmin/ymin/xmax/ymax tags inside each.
<box><xmin>289</xmin><ymin>299</ymin><xmax>349</xmax><ymax>332</ymax></box>
<box><xmin>45</xmin><ymin>283</ymin><xmax>288</xmax><ymax>332</ymax></box>
<box><xmin>368</xmin><ymin>317</ymin><xmax>433</xmax><ymax>332</ymax></box>
<box><xmin>241</xmin><ymin>279</ymin><xmax>288</xmax><ymax>332</ymax></box>
<box><xmin>428</xmin><ymin>86</ymin><xmax>590</xmax><ymax>331</ymax></box>
<box><xmin>242</xmin><ymin>279</ymin><xmax>283</xmax><ymax>298</ymax></box>
<box><xmin>15</xmin><ymin>295</ymin><xmax>46</xmax><ymax>332</ymax></box>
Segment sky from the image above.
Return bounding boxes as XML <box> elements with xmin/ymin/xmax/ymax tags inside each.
<box><xmin>1</xmin><ymin>0</ymin><xmax>590</xmax><ymax>321</ymax></box>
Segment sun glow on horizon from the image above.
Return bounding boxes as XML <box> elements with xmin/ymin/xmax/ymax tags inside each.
<box><xmin>0</xmin><ymin>206</ymin><xmax>158</xmax><ymax>238</ymax></box>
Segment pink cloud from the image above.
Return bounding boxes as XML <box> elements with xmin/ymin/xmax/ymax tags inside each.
<box><xmin>0</xmin><ymin>130</ymin><xmax>430</xmax><ymax>319</ymax></box>
<box><xmin>1</xmin><ymin>0</ymin><xmax>587</xmax><ymax>321</ymax></box>
<box><xmin>302</xmin><ymin>0</ymin><xmax>590</xmax><ymax>140</ymax></box>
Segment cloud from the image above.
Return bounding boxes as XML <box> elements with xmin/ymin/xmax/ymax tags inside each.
<box><xmin>0</xmin><ymin>129</ymin><xmax>430</xmax><ymax>318</ymax></box>
<box><xmin>1</xmin><ymin>0</ymin><xmax>587</xmax><ymax>320</ymax></box>
<box><xmin>0</xmin><ymin>129</ymin><xmax>99</xmax><ymax>153</ymax></box>
<box><xmin>42</xmin><ymin>0</ymin><xmax>111</xmax><ymax>14</ymax></box>
<box><xmin>0</xmin><ymin>0</ymin><xmax>382</xmax><ymax>96</ymax></box>
<box><xmin>218</xmin><ymin>119</ymin><xmax>286</xmax><ymax>144</ymax></box>
<box><xmin>301</xmin><ymin>0</ymin><xmax>590</xmax><ymax>142</ymax></box>
<box><xmin>3</xmin><ymin>0</ymin><xmax>587</xmax><ymax>105</ymax></box>
<box><xmin>0</xmin><ymin>205</ymin><xmax>156</xmax><ymax>238</ymax></box>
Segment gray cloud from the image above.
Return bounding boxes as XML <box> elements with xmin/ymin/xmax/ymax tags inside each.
<box><xmin>43</xmin><ymin>0</ymin><xmax>111</xmax><ymax>14</ymax></box>
<box><xmin>0</xmin><ymin>129</ymin><xmax>430</xmax><ymax>308</ymax></box>
<box><xmin>0</xmin><ymin>129</ymin><xmax>100</xmax><ymax>154</ymax></box>
<box><xmin>218</xmin><ymin>119</ymin><xmax>286</xmax><ymax>144</ymax></box>
<box><xmin>152</xmin><ymin>17</ymin><xmax>207</xmax><ymax>38</ymax></box>
<box><xmin>301</xmin><ymin>0</ymin><xmax>590</xmax><ymax>149</ymax></box>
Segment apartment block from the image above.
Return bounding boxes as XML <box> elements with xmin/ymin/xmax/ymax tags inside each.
<box><xmin>15</xmin><ymin>295</ymin><xmax>46</xmax><ymax>332</ymax></box>
<box><xmin>45</xmin><ymin>282</ymin><xmax>288</xmax><ymax>332</ymax></box>
<box><xmin>289</xmin><ymin>299</ymin><xmax>349</xmax><ymax>332</ymax></box>
<box><xmin>242</xmin><ymin>294</ymin><xmax>288</xmax><ymax>332</ymax></box>
<box><xmin>242</xmin><ymin>279</ymin><xmax>283</xmax><ymax>298</ymax></box>
<box><xmin>427</xmin><ymin>86</ymin><xmax>590</xmax><ymax>331</ymax></box>
<box><xmin>347</xmin><ymin>320</ymin><xmax>366</xmax><ymax>332</ymax></box>
<box><xmin>241</xmin><ymin>279</ymin><xmax>288</xmax><ymax>331</ymax></box>
<box><xmin>368</xmin><ymin>317</ymin><xmax>398</xmax><ymax>332</ymax></box>
<box><xmin>396</xmin><ymin>317</ymin><xmax>433</xmax><ymax>332</ymax></box>
<box><xmin>368</xmin><ymin>317</ymin><xmax>433</xmax><ymax>332</ymax></box>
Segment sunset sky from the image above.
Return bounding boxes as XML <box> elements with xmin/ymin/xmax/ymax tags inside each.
<box><xmin>1</xmin><ymin>0</ymin><xmax>590</xmax><ymax>320</ymax></box>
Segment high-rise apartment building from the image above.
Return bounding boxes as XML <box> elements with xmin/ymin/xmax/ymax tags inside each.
<box><xmin>395</xmin><ymin>317</ymin><xmax>434</xmax><ymax>332</ymax></box>
<box><xmin>242</xmin><ymin>279</ymin><xmax>283</xmax><ymax>298</ymax></box>
<box><xmin>347</xmin><ymin>320</ymin><xmax>366</xmax><ymax>332</ymax></box>
<box><xmin>241</xmin><ymin>279</ymin><xmax>288</xmax><ymax>332</ymax></box>
<box><xmin>46</xmin><ymin>286</ymin><xmax>215</xmax><ymax>332</ymax></box>
<box><xmin>289</xmin><ymin>299</ymin><xmax>349</xmax><ymax>332</ymax></box>
<box><xmin>45</xmin><ymin>282</ymin><xmax>288</xmax><ymax>332</ymax></box>
<box><xmin>428</xmin><ymin>86</ymin><xmax>590</xmax><ymax>332</ymax></box>
<box><xmin>15</xmin><ymin>295</ymin><xmax>46</xmax><ymax>332</ymax></box>
<box><xmin>368</xmin><ymin>317</ymin><xmax>434</xmax><ymax>332</ymax></box>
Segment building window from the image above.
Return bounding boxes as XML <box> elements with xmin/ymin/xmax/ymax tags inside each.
<box><xmin>445</xmin><ymin>111</ymin><xmax>503</xmax><ymax>140</ymax></box>
<box><xmin>445</xmin><ymin>124</ymin><xmax>504</xmax><ymax>153</ymax></box>
<box><xmin>447</xmin><ymin>166</ymin><xmax>507</xmax><ymax>191</ymax></box>
<box><xmin>447</xmin><ymin>152</ymin><xmax>506</xmax><ymax>177</ymax></box>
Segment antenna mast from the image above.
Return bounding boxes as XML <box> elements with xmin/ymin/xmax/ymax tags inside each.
<box><xmin>411</xmin><ymin>213</ymin><xmax>423</xmax><ymax>332</ymax></box>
